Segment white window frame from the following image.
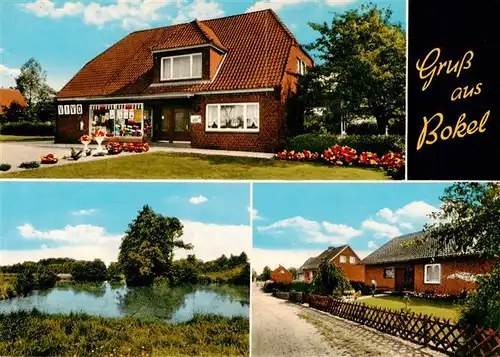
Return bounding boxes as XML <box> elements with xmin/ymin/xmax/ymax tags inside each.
<box><xmin>349</xmin><ymin>256</ymin><xmax>356</xmax><ymax>264</ymax></box>
<box><xmin>339</xmin><ymin>255</ymin><xmax>347</xmax><ymax>263</ymax></box>
<box><xmin>297</xmin><ymin>59</ymin><xmax>307</xmax><ymax>75</ymax></box>
<box><xmin>160</xmin><ymin>53</ymin><xmax>202</xmax><ymax>81</ymax></box>
<box><xmin>424</xmin><ymin>264</ymin><xmax>441</xmax><ymax>284</ymax></box>
<box><xmin>205</xmin><ymin>102</ymin><xmax>260</xmax><ymax>133</ymax></box>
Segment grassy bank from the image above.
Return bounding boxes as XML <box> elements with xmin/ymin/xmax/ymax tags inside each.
<box><xmin>1</xmin><ymin>152</ymin><xmax>388</xmax><ymax>180</ymax></box>
<box><xmin>0</xmin><ymin>309</ymin><xmax>249</xmax><ymax>357</ymax></box>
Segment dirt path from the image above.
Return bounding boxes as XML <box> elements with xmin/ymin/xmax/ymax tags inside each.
<box><xmin>251</xmin><ymin>283</ymin><xmax>446</xmax><ymax>357</ymax></box>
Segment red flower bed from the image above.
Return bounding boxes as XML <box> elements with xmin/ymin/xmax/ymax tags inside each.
<box><xmin>358</xmin><ymin>152</ymin><xmax>380</xmax><ymax>166</ymax></box>
<box><xmin>321</xmin><ymin>145</ymin><xmax>358</xmax><ymax>166</ymax></box>
<box><xmin>380</xmin><ymin>152</ymin><xmax>405</xmax><ymax>169</ymax></box>
<box><xmin>106</xmin><ymin>142</ymin><xmax>123</xmax><ymax>155</ymax></box>
<box><xmin>275</xmin><ymin>150</ymin><xmax>319</xmax><ymax>161</ymax></box>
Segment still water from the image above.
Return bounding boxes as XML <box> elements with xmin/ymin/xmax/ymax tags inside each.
<box><xmin>0</xmin><ymin>282</ymin><xmax>249</xmax><ymax>322</ymax></box>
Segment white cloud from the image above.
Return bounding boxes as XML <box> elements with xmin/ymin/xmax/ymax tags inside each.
<box><xmin>399</xmin><ymin>222</ymin><xmax>414</xmax><ymax>231</ymax></box>
<box><xmin>367</xmin><ymin>241</ymin><xmax>377</xmax><ymax>249</ymax></box>
<box><xmin>0</xmin><ymin>64</ymin><xmax>21</xmax><ymax>78</ymax></box>
<box><xmin>73</xmin><ymin>209</ymin><xmax>98</xmax><ymax>216</ymax></box>
<box><xmin>377</xmin><ymin>208</ymin><xmax>398</xmax><ymax>223</ymax></box>
<box><xmin>258</xmin><ymin>216</ymin><xmax>320</xmax><ymax>233</ymax></box>
<box><xmin>41</xmin><ymin>244</ymin><xmax>48</xmax><ymax>249</ymax></box>
<box><xmin>258</xmin><ymin>216</ymin><xmax>361</xmax><ymax>245</ymax></box>
<box><xmin>249</xmin><ymin>207</ymin><xmax>263</xmax><ymax>220</ymax></box>
<box><xmin>252</xmin><ymin>248</ymin><xmax>322</xmax><ymax>274</ymax></box>
<box><xmin>246</xmin><ymin>0</ymin><xmax>356</xmax><ymax>13</ymax></box>
<box><xmin>23</xmin><ymin>0</ymin><xmax>86</xmax><ymax>19</ymax></box>
<box><xmin>170</xmin><ymin>0</ymin><xmax>224</xmax><ymax>24</ymax></box>
<box><xmin>17</xmin><ymin>223</ymin><xmax>122</xmax><ymax>245</ymax></box>
<box><xmin>189</xmin><ymin>195</ymin><xmax>208</xmax><ymax>205</ymax></box>
<box><xmin>5</xmin><ymin>220</ymin><xmax>250</xmax><ymax>266</ymax></box>
<box><xmin>22</xmin><ymin>0</ymin><xmax>223</xmax><ymax>29</ymax></box>
<box><xmin>361</xmin><ymin>219</ymin><xmax>401</xmax><ymax>239</ymax></box>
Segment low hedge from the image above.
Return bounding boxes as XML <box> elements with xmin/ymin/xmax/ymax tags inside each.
<box><xmin>288</xmin><ymin>134</ymin><xmax>405</xmax><ymax>156</ymax></box>
<box><xmin>0</xmin><ymin>121</ymin><xmax>55</xmax><ymax>136</ymax></box>
<box><xmin>263</xmin><ymin>281</ymin><xmax>312</xmax><ymax>293</ymax></box>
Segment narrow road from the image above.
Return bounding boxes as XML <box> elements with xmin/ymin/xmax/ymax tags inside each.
<box><xmin>252</xmin><ymin>283</ymin><xmax>336</xmax><ymax>357</ymax></box>
<box><xmin>251</xmin><ymin>283</ymin><xmax>446</xmax><ymax>357</ymax></box>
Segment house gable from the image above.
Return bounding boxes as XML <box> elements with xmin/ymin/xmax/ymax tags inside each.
<box><xmin>271</xmin><ymin>265</ymin><xmax>293</xmax><ymax>283</ymax></box>
<box><xmin>0</xmin><ymin>89</ymin><xmax>27</xmax><ymax>114</ymax></box>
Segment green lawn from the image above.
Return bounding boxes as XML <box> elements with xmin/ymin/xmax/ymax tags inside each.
<box><xmin>0</xmin><ymin>135</ymin><xmax>53</xmax><ymax>142</ymax></box>
<box><xmin>1</xmin><ymin>152</ymin><xmax>389</xmax><ymax>180</ymax></box>
<box><xmin>361</xmin><ymin>296</ymin><xmax>461</xmax><ymax>321</ymax></box>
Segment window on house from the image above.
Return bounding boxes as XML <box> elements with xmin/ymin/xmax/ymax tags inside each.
<box><xmin>206</xmin><ymin>103</ymin><xmax>259</xmax><ymax>132</ymax></box>
<box><xmin>349</xmin><ymin>256</ymin><xmax>356</xmax><ymax>264</ymax></box>
<box><xmin>424</xmin><ymin>264</ymin><xmax>441</xmax><ymax>284</ymax></box>
<box><xmin>384</xmin><ymin>267</ymin><xmax>395</xmax><ymax>279</ymax></box>
<box><xmin>339</xmin><ymin>255</ymin><xmax>347</xmax><ymax>263</ymax></box>
<box><xmin>297</xmin><ymin>59</ymin><xmax>307</xmax><ymax>75</ymax></box>
<box><xmin>161</xmin><ymin>53</ymin><xmax>202</xmax><ymax>80</ymax></box>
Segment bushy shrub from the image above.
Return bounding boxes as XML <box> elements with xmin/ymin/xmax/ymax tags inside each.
<box><xmin>12</xmin><ymin>271</ymin><xmax>36</xmax><ymax>297</ymax></box>
<box><xmin>346</xmin><ymin>122</ymin><xmax>379</xmax><ymax>135</ymax></box>
<box><xmin>0</xmin><ymin>164</ymin><xmax>11</xmax><ymax>171</ymax></box>
<box><xmin>288</xmin><ymin>134</ymin><xmax>404</xmax><ymax>156</ymax></box>
<box><xmin>460</xmin><ymin>263</ymin><xmax>500</xmax><ymax>330</ymax></box>
<box><xmin>35</xmin><ymin>267</ymin><xmax>57</xmax><ymax>290</ymax></box>
<box><xmin>0</xmin><ymin>121</ymin><xmax>55</xmax><ymax>136</ymax></box>
<box><xmin>263</xmin><ymin>281</ymin><xmax>311</xmax><ymax>293</ymax></box>
<box><xmin>70</xmin><ymin>259</ymin><xmax>107</xmax><ymax>282</ymax></box>
<box><xmin>18</xmin><ymin>161</ymin><xmax>40</xmax><ymax>169</ymax></box>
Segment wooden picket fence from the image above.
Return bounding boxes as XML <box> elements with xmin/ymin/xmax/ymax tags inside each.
<box><xmin>302</xmin><ymin>293</ymin><xmax>500</xmax><ymax>356</ymax></box>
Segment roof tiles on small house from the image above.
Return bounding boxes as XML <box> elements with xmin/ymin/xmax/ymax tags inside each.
<box><xmin>57</xmin><ymin>10</ymin><xmax>299</xmax><ymax>99</ymax></box>
<box><xmin>361</xmin><ymin>231</ymin><xmax>473</xmax><ymax>265</ymax></box>
<box><xmin>301</xmin><ymin>245</ymin><xmax>348</xmax><ymax>270</ymax></box>
<box><xmin>0</xmin><ymin>89</ymin><xmax>27</xmax><ymax>114</ymax></box>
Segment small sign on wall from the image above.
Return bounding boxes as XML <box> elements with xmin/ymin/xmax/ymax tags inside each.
<box><xmin>58</xmin><ymin>105</ymin><xmax>64</xmax><ymax>115</ymax></box>
<box><xmin>64</xmin><ymin>105</ymin><xmax>70</xmax><ymax>115</ymax></box>
<box><xmin>190</xmin><ymin>115</ymin><xmax>202</xmax><ymax>124</ymax></box>
<box><xmin>77</xmin><ymin>104</ymin><xmax>83</xmax><ymax>115</ymax></box>
<box><xmin>70</xmin><ymin>104</ymin><xmax>76</xmax><ymax>115</ymax></box>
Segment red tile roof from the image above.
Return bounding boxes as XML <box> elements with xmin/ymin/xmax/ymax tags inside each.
<box><xmin>57</xmin><ymin>10</ymin><xmax>305</xmax><ymax>99</ymax></box>
<box><xmin>0</xmin><ymin>89</ymin><xmax>27</xmax><ymax>114</ymax></box>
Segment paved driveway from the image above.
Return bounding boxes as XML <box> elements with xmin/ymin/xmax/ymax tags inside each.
<box><xmin>251</xmin><ymin>283</ymin><xmax>446</xmax><ymax>357</ymax></box>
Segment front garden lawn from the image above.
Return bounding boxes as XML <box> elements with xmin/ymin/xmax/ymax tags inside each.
<box><xmin>1</xmin><ymin>152</ymin><xmax>389</xmax><ymax>180</ymax></box>
<box><xmin>0</xmin><ymin>135</ymin><xmax>53</xmax><ymax>142</ymax></box>
<box><xmin>361</xmin><ymin>296</ymin><xmax>461</xmax><ymax>321</ymax></box>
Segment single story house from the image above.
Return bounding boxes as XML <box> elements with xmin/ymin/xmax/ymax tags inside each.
<box><xmin>362</xmin><ymin>231</ymin><xmax>497</xmax><ymax>295</ymax></box>
<box><xmin>55</xmin><ymin>9</ymin><xmax>313</xmax><ymax>152</ymax></box>
<box><xmin>300</xmin><ymin>245</ymin><xmax>365</xmax><ymax>283</ymax></box>
<box><xmin>270</xmin><ymin>265</ymin><xmax>293</xmax><ymax>283</ymax></box>
<box><xmin>296</xmin><ymin>257</ymin><xmax>314</xmax><ymax>281</ymax></box>
<box><xmin>0</xmin><ymin>89</ymin><xmax>26</xmax><ymax>114</ymax></box>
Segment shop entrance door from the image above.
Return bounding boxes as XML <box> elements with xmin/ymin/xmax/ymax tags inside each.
<box><xmin>153</xmin><ymin>106</ymin><xmax>190</xmax><ymax>142</ymax></box>
<box><xmin>173</xmin><ymin>108</ymin><xmax>190</xmax><ymax>141</ymax></box>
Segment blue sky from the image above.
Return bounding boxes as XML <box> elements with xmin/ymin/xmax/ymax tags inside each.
<box><xmin>0</xmin><ymin>181</ymin><xmax>250</xmax><ymax>265</ymax></box>
<box><xmin>252</xmin><ymin>183</ymin><xmax>449</xmax><ymax>273</ymax></box>
<box><xmin>0</xmin><ymin>0</ymin><xmax>406</xmax><ymax>90</ymax></box>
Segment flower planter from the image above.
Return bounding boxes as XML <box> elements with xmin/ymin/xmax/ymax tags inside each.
<box><xmin>94</xmin><ymin>136</ymin><xmax>105</xmax><ymax>154</ymax></box>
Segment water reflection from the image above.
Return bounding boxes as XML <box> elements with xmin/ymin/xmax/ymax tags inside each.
<box><xmin>0</xmin><ymin>282</ymin><xmax>249</xmax><ymax>323</ymax></box>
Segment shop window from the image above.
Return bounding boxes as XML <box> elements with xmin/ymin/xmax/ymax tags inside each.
<box><xmin>206</xmin><ymin>103</ymin><xmax>259</xmax><ymax>132</ymax></box>
<box><xmin>90</xmin><ymin>103</ymin><xmax>144</xmax><ymax>138</ymax></box>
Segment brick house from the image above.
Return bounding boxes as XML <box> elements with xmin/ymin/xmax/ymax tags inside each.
<box><xmin>270</xmin><ymin>265</ymin><xmax>293</xmax><ymax>283</ymax></box>
<box><xmin>300</xmin><ymin>245</ymin><xmax>365</xmax><ymax>283</ymax></box>
<box><xmin>0</xmin><ymin>89</ymin><xmax>26</xmax><ymax>115</ymax></box>
<box><xmin>55</xmin><ymin>9</ymin><xmax>313</xmax><ymax>152</ymax></box>
<box><xmin>362</xmin><ymin>232</ymin><xmax>497</xmax><ymax>295</ymax></box>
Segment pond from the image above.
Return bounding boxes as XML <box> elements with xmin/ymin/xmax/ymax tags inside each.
<box><xmin>0</xmin><ymin>282</ymin><xmax>249</xmax><ymax>323</ymax></box>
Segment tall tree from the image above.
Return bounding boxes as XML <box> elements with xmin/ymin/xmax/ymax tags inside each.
<box><xmin>288</xmin><ymin>267</ymin><xmax>298</xmax><ymax>280</ymax></box>
<box><xmin>15</xmin><ymin>58</ymin><xmax>55</xmax><ymax>106</ymax></box>
<box><xmin>118</xmin><ymin>205</ymin><xmax>193</xmax><ymax>286</ymax></box>
<box><xmin>425</xmin><ymin>182</ymin><xmax>500</xmax><ymax>329</ymax></box>
<box><xmin>304</xmin><ymin>4</ymin><xmax>405</xmax><ymax>134</ymax></box>
<box><xmin>312</xmin><ymin>258</ymin><xmax>351</xmax><ymax>297</ymax></box>
<box><xmin>261</xmin><ymin>266</ymin><xmax>272</xmax><ymax>281</ymax></box>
